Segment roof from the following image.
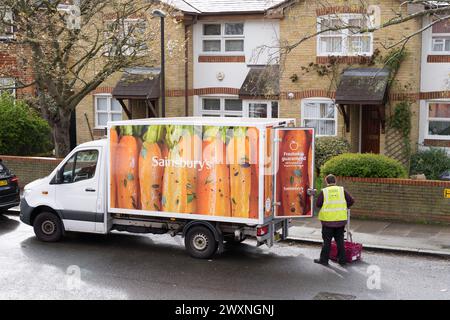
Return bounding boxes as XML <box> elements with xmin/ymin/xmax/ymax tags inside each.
<box><xmin>239</xmin><ymin>65</ymin><xmax>279</xmax><ymax>98</ymax></box>
<box><xmin>112</xmin><ymin>67</ymin><xmax>160</xmax><ymax>100</ymax></box>
<box><xmin>161</xmin><ymin>0</ymin><xmax>288</xmax><ymax>14</ymax></box>
<box><xmin>335</xmin><ymin>68</ymin><xmax>390</xmax><ymax>105</ymax></box>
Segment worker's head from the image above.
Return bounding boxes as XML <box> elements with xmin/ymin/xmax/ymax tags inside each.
<box><xmin>325</xmin><ymin>174</ymin><xmax>337</xmax><ymax>186</ymax></box>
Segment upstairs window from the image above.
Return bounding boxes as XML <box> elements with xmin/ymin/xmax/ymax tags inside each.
<box><xmin>104</xmin><ymin>19</ymin><xmax>148</xmax><ymax>56</ymax></box>
<box><xmin>431</xmin><ymin>19</ymin><xmax>450</xmax><ymax>53</ymax></box>
<box><xmin>0</xmin><ymin>8</ymin><xmax>13</xmax><ymax>40</ymax></box>
<box><xmin>202</xmin><ymin>23</ymin><xmax>244</xmax><ymax>53</ymax></box>
<box><xmin>317</xmin><ymin>14</ymin><xmax>372</xmax><ymax>56</ymax></box>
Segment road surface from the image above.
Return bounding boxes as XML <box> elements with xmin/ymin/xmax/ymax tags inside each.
<box><xmin>1</xmin><ymin>213</ymin><xmax>449</xmax><ymax>300</ymax></box>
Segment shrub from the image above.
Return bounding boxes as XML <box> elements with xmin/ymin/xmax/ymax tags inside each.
<box><xmin>321</xmin><ymin>153</ymin><xmax>408</xmax><ymax>179</ymax></box>
<box><xmin>0</xmin><ymin>94</ymin><xmax>53</xmax><ymax>156</ymax></box>
<box><xmin>410</xmin><ymin>148</ymin><xmax>450</xmax><ymax>180</ymax></box>
<box><xmin>315</xmin><ymin>136</ymin><xmax>351</xmax><ymax>172</ymax></box>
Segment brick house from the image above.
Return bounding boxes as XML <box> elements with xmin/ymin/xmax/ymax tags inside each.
<box><xmin>0</xmin><ymin>6</ymin><xmax>34</xmax><ymax>99</ymax></box>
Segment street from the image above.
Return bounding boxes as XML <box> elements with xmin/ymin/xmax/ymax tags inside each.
<box><xmin>1</xmin><ymin>212</ymin><xmax>449</xmax><ymax>300</ymax></box>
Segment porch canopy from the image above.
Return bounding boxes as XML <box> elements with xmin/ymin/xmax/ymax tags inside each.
<box><xmin>335</xmin><ymin>67</ymin><xmax>390</xmax><ymax>131</ymax></box>
<box><xmin>112</xmin><ymin>67</ymin><xmax>160</xmax><ymax>118</ymax></box>
<box><xmin>335</xmin><ymin>67</ymin><xmax>390</xmax><ymax>105</ymax></box>
<box><xmin>239</xmin><ymin>65</ymin><xmax>279</xmax><ymax>99</ymax></box>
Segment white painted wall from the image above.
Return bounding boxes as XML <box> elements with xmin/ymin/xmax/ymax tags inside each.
<box><xmin>193</xmin><ymin>19</ymin><xmax>280</xmax><ymax>90</ymax></box>
<box><xmin>418</xmin><ymin>16</ymin><xmax>450</xmax><ymax>152</ymax></box>
<box><xmin>420</xmin><ymin>16</ymin><xmax>450</xmax><ymax>92</ymax></box>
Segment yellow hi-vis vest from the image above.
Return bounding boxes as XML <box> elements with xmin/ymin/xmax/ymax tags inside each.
<box><xmin>318</xmin><ymin>186</ymin><xmax>348</xmax><ymax>222</ymax></box>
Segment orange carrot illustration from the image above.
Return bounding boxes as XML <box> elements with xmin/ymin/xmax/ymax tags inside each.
<box><xmin>227</xmin><ymin>127</ymin><xmax>251</xmax><ymax>218</ymax></box>
<box><xmin>197</xmin><ymin>126</ymin><xmax>230</xmax><ymax>216</ymax></box>
<box><xmin>116</xmin><ymin>125</ymin><xmax>140</xmax><ymax>209</ymax></box>
<box><xmin>162</xmin><ymin>125</ymin><xmax>200</xmax><ymax>213</ymax></box>
<box><xmin>247</xmin><ymin>127</ymin><xmax>259</xmax><ymax>219</ymax></box>
<box><xmin>139</xmin><ymin>126</ymin><xmax>164</xmax><ymax>211</ymax></box>
<box><xmin>110</xmin><ymin>127</ymin><xmax>119</xmax><ymax>208</ymax></box>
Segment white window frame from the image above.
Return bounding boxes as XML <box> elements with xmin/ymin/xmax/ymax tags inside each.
<box><xmin>104</xmin><ymin>18</ymin><xmax>147</xmax><ymax>57</ymax></box>
<box><xmin>201</xmin><ymin>22</ymin><xmax>245</xmax><ymax>55</ymax></box>
<box><xmin>0</xmin><ymin>77</ymin><xmax>15</xmax><ymax>97</ymax></box>
<box><xmin>244</xmin><ymin>100</ymin><xmax>279</xmax><ymax>118</ymax></box>
<box><xmin>430</xmin><ymin>34</ymin><xmax>450</xmax><ymax>54</ymax></box>
<box><xmin>425</xmin><ymin>100</ymin><xmax>450</xmax><ymax>140</ymax></box>
<box><xmin>197</xmin><ymin>96</ymin><xmax>243</xmax><ymax>117</ymax></box>
<box><xmin>316</xmin><ymin>14</ymin><xmax>373</xmax><ymax>57</ymax></box>
<box><xmin>301</xmin><ymin>98</ymin><xmax>338</xmax><ymax>136</ymax></box>
<box><xmin>94</xmin><ymin>94</ymin><xmax>122</xmax><ymax>128</ymax></box>
<box><xmin>0</xmin><ymin>7</ymin><xmax>13</xmax><ymax>40</ymax></box>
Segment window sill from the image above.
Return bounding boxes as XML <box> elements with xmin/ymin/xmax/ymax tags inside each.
<box><xmin>423</xmin><ymin>139</ymin><xmax>450</xmax><ymax>147</ymax></box>
<box><xmin>427</xmin><ymin>55</ymin><xmax>450</xmax><ymax>63</ymax></box>
<box><xmin>316</xmin><ymin>55</ymin><xmax>373</xmax><ymax>64</ymax></box>
<box><xmin>198</xmin><ymin>55</ymin><xmax>246</xmax><ymax>63</ymax></box>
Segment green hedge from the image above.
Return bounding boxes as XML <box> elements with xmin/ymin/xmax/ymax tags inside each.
<box><xmin>0</xmin><ymin>94</ymin><xmax>53</xmax><ymax>156</ymax></box>
<box><xmin>321</xmin><ymin>153</ymin><xmax>408</xmax><ymax>178</ymax></box>
<box><xmin>410</xmin><ymin>148</ymin><xmax>450</xmax><ymax>180</ymax></box>
<box><xmin>315</xmin><ymin>136</ymin><xmax>351</xmax><ymax>172</ymax></box>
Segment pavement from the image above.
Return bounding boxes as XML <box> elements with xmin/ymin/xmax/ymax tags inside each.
<box><xmin>1</xmin><ymin>212</ymin><xmax>450</xmax><ymax>300</ymax></box>
<box><xmin>289</xmin><ymin>218</ymin><xmax>450</xmax><ymax>257</ymax></box>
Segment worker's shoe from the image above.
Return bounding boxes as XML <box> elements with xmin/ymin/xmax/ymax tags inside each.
<box><xmin>314</xmin><ymin>259</ymin><xmax>329</xmax><ymax>267</ymax></box>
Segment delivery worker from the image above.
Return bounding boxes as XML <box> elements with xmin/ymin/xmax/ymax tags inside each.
<box><xmin>314</xmin><ymin>174</ymin><xmax>354</xmax><ymax>267</ymax></box>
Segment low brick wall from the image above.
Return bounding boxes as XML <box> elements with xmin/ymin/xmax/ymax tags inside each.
<box><xmin>0</xmin><ymin>155</ymin><xmax>62</xmax><ymax>187</ymax></box>
<box><xmin>337</xmin><ymin>177</ymin><xmax>450</xmax><ymax>225</ymax></box>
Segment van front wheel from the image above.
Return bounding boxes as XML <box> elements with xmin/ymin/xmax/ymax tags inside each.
<box><xmin>33</xmin><ymin>212</ymin><xmax>63</xmax><ymax>242</ymax></box>
<box><xmin>185</xmin><ymin>226</ymin><xmax>217</xmax><ymax>259</ymax></box>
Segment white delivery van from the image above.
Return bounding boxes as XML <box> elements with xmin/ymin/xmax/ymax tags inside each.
<box><xmin>20</xmin><ymin>117</ymin><xmax>315</xmax><ymax>258</ymax></box>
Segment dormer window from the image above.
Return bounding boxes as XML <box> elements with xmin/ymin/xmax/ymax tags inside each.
<box><xmin>202</xmin><ymin>22</ymin><xmax>244</xmax><ymax>53</ymax></box>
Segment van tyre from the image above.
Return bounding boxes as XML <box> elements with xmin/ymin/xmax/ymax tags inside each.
<box><xmin>33</xmin><ymin>212</ymin><xmax>63</xmax><ymax>242</ymax></box>
<box><xmin>185</xmin><ymin>226</ymin><xmax>217</xmax><ymax>259</ymax></box>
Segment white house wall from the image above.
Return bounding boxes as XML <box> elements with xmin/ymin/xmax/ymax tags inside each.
<box><xmin>193</xmin><ymin>18</ymin><xmax>280</xmax><ymax>93</ymax></box>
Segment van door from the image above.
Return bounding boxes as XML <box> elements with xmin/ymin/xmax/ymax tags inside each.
<box><xmin>54</xmin><ymin>148</ymin><xmax>102</xmax><ymax>232</ymax></box>
<box><xmin>274</xmin><ymin>128</ymin><xmax>315</xmax><ymax>218</ymax></box>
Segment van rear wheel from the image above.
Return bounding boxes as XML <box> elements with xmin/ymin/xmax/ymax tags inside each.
<box><xmin>33</xmin><ymin>212</ymin><xmax>63</xmax><ymax>242</ymax></box>
<box><xmin>185</xmin><ymin>226</ymin><xmax>217</xmax><ymax>259</ymax></box>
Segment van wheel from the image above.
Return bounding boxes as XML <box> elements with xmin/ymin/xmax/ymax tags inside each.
<box><xmin>185</xmin><ymin>226</ymin><xmax>217</xmax><ymax>259</ymax></box>
<box><xmin>33</xmin><ymin>212</ymin><xmax>63</xmax><ymax>242</ymax></box>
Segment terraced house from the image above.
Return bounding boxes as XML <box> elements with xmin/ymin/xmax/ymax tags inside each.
<box><xmin>1</xmin><ymin>1</ymin><xmax>449</xmax><ymax>156</ymax></box>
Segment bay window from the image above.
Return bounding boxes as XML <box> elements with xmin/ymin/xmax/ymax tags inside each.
<box><xmin>301</xmin><ymin>99</ymin><xmax>337</xmax><ymax>136</ymax></box>
<box><xmin>427</xmin><ymin>102</ymin><xmax>450</xmax><ymax>139</ymax></box>
<box><xmin>202</xmin><ymin>23</ymin><xmax>244</xmax><ymax>53</ymax></box>
<box><xmin>198</xmin><ymin>98</ymin><xmax>278</xmax><ymax>118</ymax></box>
<box><xmin>317</xmin><ymin>14</ymin><xmax>372</xmax><ymax>56</ymax></box>
<box><xmin>95</xmin><ymin>94</ymin><xmax>122</xmax><ymax>128</ymax></box>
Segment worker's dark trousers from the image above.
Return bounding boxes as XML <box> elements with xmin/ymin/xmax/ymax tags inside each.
<box><xmin>320</xmin><ymin>226</ymin><xmax>346</xmax><ymax>263</ymax></box>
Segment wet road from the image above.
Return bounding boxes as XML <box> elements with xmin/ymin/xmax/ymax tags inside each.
<box><xmin>1</xmin><ymin>212</ymin><xmax>449</xmax><ymax>300</ymax></box>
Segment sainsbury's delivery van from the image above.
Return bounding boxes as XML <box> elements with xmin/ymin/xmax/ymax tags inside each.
<box><xmin>20</xmin><ymin>117</ymin><xmax>315</xmax><ymax>258</ymax></box>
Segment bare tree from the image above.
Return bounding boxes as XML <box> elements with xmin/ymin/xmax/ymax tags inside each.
<box><xmin>0</xmin><ymin>0</ymin><xmax>177</xmax><ymax>157</ymax></box>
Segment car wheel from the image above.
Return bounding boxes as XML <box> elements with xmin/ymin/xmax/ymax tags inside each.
<box><xmin>185</xmin><ymin>226</ymin><xmax>218</xmax><ymax>259</ymax></box>
<box><xmin>33</xmin><ymin>211</ymin><xmax>63</xmax><ymax>242</ymax></box>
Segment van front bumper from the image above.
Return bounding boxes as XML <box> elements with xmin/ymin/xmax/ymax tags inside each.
<box><xmin>19</xmin><ymin>198</ymin><xmax>34</xmax><ymax>225</ymax></box>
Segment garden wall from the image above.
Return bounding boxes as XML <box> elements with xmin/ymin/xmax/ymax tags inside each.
<box><xmin>0</xmin><ymin>155</ymin><xmax>62</xmax><ymax>187</ymax></box>
<box><xmin>337</xmin><ymin>177</ymin><xmax>450</xmax><ymax>225</ymax></box>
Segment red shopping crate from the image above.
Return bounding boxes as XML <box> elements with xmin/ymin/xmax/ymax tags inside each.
<box><xmin>330</xmin><ymin>240</ymin><xmax>363</xmax><ymax>263</ymax></box>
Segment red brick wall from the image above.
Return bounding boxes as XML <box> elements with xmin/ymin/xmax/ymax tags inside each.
<box><xmin>337</xmin><ymin>177</ymin><xmax>450</xmax><ymax>225</ymax></box>
<box><xmin>0</xmin><ymin>155</ymin><xmax>62</xmax><ymax>187</ymax></box>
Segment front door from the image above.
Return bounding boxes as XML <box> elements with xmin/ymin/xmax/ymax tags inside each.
<box><xmin>55</xmin><ymin>148</ymin><xmax>102</xmax><ymax>232</ymax></box>
<box><xmin>361</xmin><ymin>105</ymin><xmax>380</xmax><ymax>154</ymax></box>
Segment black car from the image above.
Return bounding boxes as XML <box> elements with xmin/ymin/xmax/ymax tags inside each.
<box><xmin>0</xmin><ymin>160</ymin><xmax>20</xmax><ymax>212</ymax></box>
